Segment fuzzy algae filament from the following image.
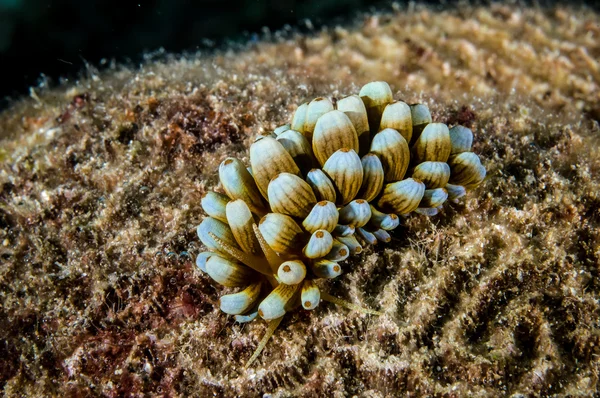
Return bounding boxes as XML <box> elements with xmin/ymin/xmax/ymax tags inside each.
<box><xmin>196</xmin><ymin>81</ymin><xmax>486</xmax><ymax>366</ymax></box>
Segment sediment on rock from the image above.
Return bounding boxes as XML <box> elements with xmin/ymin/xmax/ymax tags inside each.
<box><xmin>0</xmin><ymin>3</ymin><xmax>599</xmax><ymax>397</ymax></box>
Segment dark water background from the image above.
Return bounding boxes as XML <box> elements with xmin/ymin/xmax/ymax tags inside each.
<box><xmin>0</xmin><ymin>0</ymin><xmax>394</xmax><ymax>106</ymax></box>
<box><xmin>0</xmin><ymin>0</ymin><xmax>593</xmax><ymax>109</ymax></box>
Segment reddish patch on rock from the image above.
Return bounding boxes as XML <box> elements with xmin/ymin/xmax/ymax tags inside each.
<box><xmin>160</xmin><ymin>94</ymin><xmax>241</xmax><ymax>155</ymax></box>
<box><xmin>446</xmin><ymin>105</ymin><xmax>477</xmax><ymax>128</ymax></box>
<box><xmin>56</xmin><ymin>92</ymin><xmax>90</xmax><ymax>124</ymax></box>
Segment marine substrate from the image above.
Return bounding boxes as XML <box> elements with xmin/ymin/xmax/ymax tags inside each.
<box><xmin>0</xmin><ymin>3</ymin><xmax>599</xmax><ymax>397</ymax></box>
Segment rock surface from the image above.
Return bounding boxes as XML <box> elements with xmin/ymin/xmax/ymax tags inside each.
<box><xmin>1</xmin><ymin>3</ymin><xmax>599</xmax><ymax>396</ymax></box>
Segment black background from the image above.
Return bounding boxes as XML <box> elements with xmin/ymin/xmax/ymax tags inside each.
<box><xmin>0</xmin><ymin>0</ymin><xmax>395</xmax><ymax>107</ymax></box>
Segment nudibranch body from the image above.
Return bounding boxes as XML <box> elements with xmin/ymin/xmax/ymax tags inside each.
<box><xmin>196</xmin><ymin>81</ymin><xmax>486</xmax><ymax>365</ymax></box>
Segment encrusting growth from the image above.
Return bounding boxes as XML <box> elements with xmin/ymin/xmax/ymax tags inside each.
<box><xmin>196</xmin><ymin>81</ymin><xmax>486</xmax><ymax>365</ymax></box>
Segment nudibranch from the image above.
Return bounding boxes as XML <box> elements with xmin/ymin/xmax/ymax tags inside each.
<box><xmin>196</xmin><ymin>81</ymin><xmax>486</xmax><ymax>366</ymax></box>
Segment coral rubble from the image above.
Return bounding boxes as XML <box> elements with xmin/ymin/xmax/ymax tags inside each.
<box><xmin>1</xmin><ymin>3</ymin><xmax>599</xmax><ymax>397</ymax></box>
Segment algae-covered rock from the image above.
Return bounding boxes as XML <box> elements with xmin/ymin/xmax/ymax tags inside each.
<box><xmin>0</xmin><ymin>3</ymin><xmax>599</xmax><ymax>397</ymax></box>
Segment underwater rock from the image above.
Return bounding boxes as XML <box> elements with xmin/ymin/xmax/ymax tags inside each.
<box><xmin>0</xmin><ymin>3</ymin><xmax>599</xmax><ymax>397</ymax></box>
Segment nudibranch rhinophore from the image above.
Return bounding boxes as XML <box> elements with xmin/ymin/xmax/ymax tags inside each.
<box><xmin>196</xmin><ymin>81</ymin><xmax>486</xmax><ymax>366</ymax></box>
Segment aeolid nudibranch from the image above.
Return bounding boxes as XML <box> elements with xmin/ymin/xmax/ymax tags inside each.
<box><xmin>196</xmin><ymin>81</ymin><xmax>486</xmax><ymax>366</ymax></box>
